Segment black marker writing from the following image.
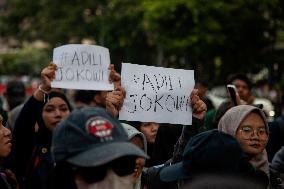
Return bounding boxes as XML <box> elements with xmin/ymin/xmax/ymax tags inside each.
<box><xmin>126</xmin><ymin>93</ymin><xmax>190</xmax><ymax>113</ymax></box>
<box><xmin>140</xmin><ymin>94</ymin><xmax>152</xmax><ymax>111</ymax></box>
<box><xmin>55</xmin><ymin>67</ymin><xmax>104</xmax><ymax>82</ymax></box>
<box><xmin>142</xmin><ymin>74</ymin><xmax>157</xmax><ymax>93</ymax></box>
<box><xmin>59</xmin><ymin>51</ymin><xmax>103</xmax><ymax>66</ymax></box>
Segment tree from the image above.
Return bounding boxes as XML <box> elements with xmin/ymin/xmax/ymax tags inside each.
<box><xmin>0</xmin><ymin>0</ymin><xmax>283</xmax><ymax>84</ymax></box>
<box><xmin>142</xmin><ymin>0</ymin><xmax>283</xmax><ymax>83</ymax></box>
<box><xmin>0</xmin><ymin>46</ymin><xmax>49</xmax><ymax>75</ymax></box>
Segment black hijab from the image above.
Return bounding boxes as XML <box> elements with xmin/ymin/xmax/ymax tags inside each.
<box><xmin>36</xmin><ymin>91</ymin><xmax>72</xmax><ymax>147</ymax></box>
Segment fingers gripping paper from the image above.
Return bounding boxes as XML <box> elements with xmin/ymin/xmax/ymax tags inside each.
<box><xmin>119</xmin><ymin>63</ymin><xmax>194</xmax><ymax>125</ymax></box>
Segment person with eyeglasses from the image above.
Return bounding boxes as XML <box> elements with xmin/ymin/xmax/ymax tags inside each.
<box><xmin>218</xmin><ymin>105</ymin><xmax>273</xmax><ymax>187</ymax></box>
<box><xmin>48</xmin><ymin>107</ymin><xmax>148</xmax><ymax>189</ymax></box>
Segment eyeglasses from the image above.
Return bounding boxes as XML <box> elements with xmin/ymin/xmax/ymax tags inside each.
<box><xmin>238</xmin><ymin>126</ymin><xmax>268</xmax><ymax>140</ymax></box>
<box><xmin>73</xmin><ymin>156</ymin><xmax>137</xmax><ymax>184</ymax></box>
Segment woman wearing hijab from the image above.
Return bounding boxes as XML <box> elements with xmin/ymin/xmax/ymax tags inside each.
<box><xmin>218</xmin><ymin>105</ymin><xmax>270</xmax><ymax>182</ymax></box>
<box><xmin>8</xmin><ymin>63</ymin><xmax>72</xmax><ymax>189</ymax></box>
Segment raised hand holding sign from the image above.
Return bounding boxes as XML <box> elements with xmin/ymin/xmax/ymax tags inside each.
<box><xmin>119</xmin><ymin>63</ymin><xmax>195</xmax><ymax>125</ymax></box>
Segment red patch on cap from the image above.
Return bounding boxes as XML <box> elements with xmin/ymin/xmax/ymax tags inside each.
<box><xmin>86</xmin><ymin>117</ymin><xmax>113</xmax><ymax>138</ymax></box>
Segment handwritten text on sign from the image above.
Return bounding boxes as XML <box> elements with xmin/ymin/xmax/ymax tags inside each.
<box><xmin>51</xmin><ymin>44</ymin><xmax>114</xmax><ymax>90</ymax></box>
<box><xmin>119</xmin><ymin>63</ymin><xmax>194</xmax><ymax>125</ymax></box>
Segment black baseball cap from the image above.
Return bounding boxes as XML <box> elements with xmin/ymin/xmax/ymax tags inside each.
<box><xmin>160</xmin><ymin>129</ymin><xmax>243</xmax><ymax>182</ymax></box>
<box><xmin>52</xmin><ymin>107</ymin><xmax>148</xmax><ymax>167</ymax></box>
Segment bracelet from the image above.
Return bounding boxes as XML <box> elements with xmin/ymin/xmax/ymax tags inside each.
<box><xmin>38</xmin><ymin>85</ymin><xmax>51</xmax><ymax>94</ymax></box>
<box><xmin>38</xmin><ymin>85</ymin><xmax>51</xmax><ymax>103</ymax></box>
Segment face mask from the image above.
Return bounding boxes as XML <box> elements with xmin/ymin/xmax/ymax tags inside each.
<box><xmin>133</xmin><ymin>174</ymin><xmax>142</xmax><ymax>189</ymax></box>
<box><xmin>75</xmin><ymin>168</ymin><xmax>135</xmax><ymax>189</ymax></box>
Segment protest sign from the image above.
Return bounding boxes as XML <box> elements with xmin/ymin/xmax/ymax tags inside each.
<box><xmin>119</xmin><ymin>63</ymin><xmax>195</xmax><ymax>125</ymax></box>
<box><xmin>51</xmin><ymin>44</ymin><xmax>114</xmax><ymax>90</ymax></box>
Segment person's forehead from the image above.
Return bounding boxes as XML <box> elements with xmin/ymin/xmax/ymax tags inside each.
<box><xmin>45</xmin><ymin>97</ymin><xmax>68</xmax><ymax>105</ymax></box>
<box><xmin>232</xmin><ymin>79</ymin><xmax>249</xmax><ymax>87</ymax></box>
<box><xmin>240</xmin><ymin>112</ymin><xmax>265</xmax><ymax>125</ymax></box>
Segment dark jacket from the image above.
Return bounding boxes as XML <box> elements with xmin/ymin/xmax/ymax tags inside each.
<box><xmin>0</xmin><ymin>169</ymin><xmax>17</xmax><ymax>189</ymax></box>
<box><xmin>143</xmin><ymin>118</ymin><xmax>205</xmax><ymax>189</ymax></box>
<box><xmin>144</xmin><ymin>164</ymin><xmax>269</xmax><ymax>189</ymax></box>
<box><xmin>143</xmin><ymin>164</ymin><xmax>176</xmax><ymax>189</ymax></box>
<box><xmin>171</xmin><ymin>118</ymin><xmax>205</xmax><ymax>163</ymax></box>
<box><xmin>150</xmin><ymin>124</ymin><xmax>183</xmax><ymax>166</ymax></box>
<box><xmin>144</xmin><ymin>123</ymin><xmax>269</xmax><ymax>189</ymax></box>
<box><xmin>8</xmin><ymin>96</ymin><xmax>54</xmax><ymax>189</ymax></box>
<box><xmin>0</xmin><ymin>174</ymin><xmax>12</xmax><ymax>189</ymax></box>
<box><xmin>267</xmin><ymin>115</ymin><xmax>284</xmax><ymax>162</ymax></box>
<box><xmin>271</xmin><ymin>146</ymin><xmax>284</xmax><ymax>189</ymax></box>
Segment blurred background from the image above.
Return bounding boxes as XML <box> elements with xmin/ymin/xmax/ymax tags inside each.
<box><xmin>0</xmin><ymin>0</ymin><xmax>284</xmax><ymax>116</ymax></box>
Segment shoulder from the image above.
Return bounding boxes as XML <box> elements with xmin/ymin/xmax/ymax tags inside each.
<box><xmin>271</xmin><ymin>147</ymin><xmax>284</xmax><ymax>171</ymax></box>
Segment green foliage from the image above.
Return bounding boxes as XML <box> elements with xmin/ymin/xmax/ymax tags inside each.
<box><xmin>0</xmin><ymin>0</ymin><xmax>283</xmax><ymax>84</ymax></box>
<box><xmin>0</xmin><ymin>47</ymin><xmax>50</xmax><ymax>76</ymax></box>
<box><xmin>142</xmin><ymin>0</ymin><xmax>226</xmax><ymax>51</ymax></box>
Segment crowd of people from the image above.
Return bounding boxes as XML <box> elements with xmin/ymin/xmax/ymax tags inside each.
<box><xmin>0</xmin><ymin>62</ymin><xmax>283</xmax><ymax>189</ymax></box>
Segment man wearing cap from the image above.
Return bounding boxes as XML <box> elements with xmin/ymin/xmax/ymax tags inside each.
<box><xmin>49</xmin><ymin>106</ymin><xmax>148</xmax><ymax>189</ymax></box>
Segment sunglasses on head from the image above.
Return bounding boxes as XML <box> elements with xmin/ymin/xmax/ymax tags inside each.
<box><xmin>73</xmin><ymin>156</ymin><xmax>137</xmax><ymax>184</ymax></box>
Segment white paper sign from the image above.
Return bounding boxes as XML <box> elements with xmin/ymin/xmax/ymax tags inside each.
<box><xmin>119</xmin><ymin>63</ymin><xmax>195</xmax><ymax>125</ymax></box>
<box><xmin>51</xmin><ymin>44</ymin><xmax>114</xmax><ymax>91</ymax></box>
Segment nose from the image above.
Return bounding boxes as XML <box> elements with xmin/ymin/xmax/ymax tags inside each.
<box><xmin>53</xmin><ymin>109</ymin><xmax>63</xmax><ymax>119</ymax></box>
<box><xmin>250</xmin><ymin>129</ymin><xmax>260</xmax><ymax>139</ymax></box>
<box><xmin>236</xmin><ymin>87</ymin><xmax>243</xmax><ymax>94</ymax></box>
<box><xmin>151</xmin><ymin>124</ymin><xmax>159</xmax><ymax>132</ymax></box>
<box><xmin>3</xmin><ymin>127</ymin><xmax>11</xmax><ymax>137</ymax></box>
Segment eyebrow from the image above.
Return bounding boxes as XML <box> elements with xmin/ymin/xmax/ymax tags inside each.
<box><xmin>44</xmin><ymin>103</ymin><xmax>68</xmax><ymax>108</ymax></box>
<box><xmin>240</xmin><ymin>125</ymin><xmax>266</xmax><ymax>128</ymax></box>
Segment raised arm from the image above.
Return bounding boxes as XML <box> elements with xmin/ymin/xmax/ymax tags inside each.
<box><xmin>106</xmin><ymin>64</ymin><xmax>126</xmax><ymax>117</ymax></box>
<box><xmin>108</xmin><ymin>64</ymin><xmax>122</xmax><ymax>89</ymax></box>
<box><xmin>9</xmin><ymin>63</ymin><xmax>57</xmax><ymax>183</ymax></box>
<box><xmin>191</xmin><ymin>89</ymin><xmax>207</xmax><ymax>120</ymax></box>
<box><xmin>33</xmin><ymin>62</ymin><xmax>57</xmax><ymax>101</ymax></box>
<box><xmin>171</xmin><ymin>89</ymin><xmax>207</xmax><ymax>163</ymax></box>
